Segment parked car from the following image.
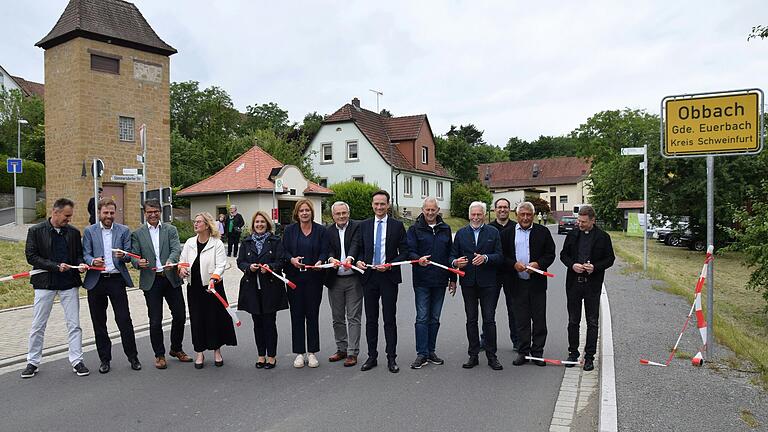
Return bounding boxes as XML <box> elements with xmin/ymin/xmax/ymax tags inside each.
<box><xmin>654</xmin><ymin>220</ymin><xmax>689</xmax><ymax>246</ymax></box>
<box><xmin>558</xmin><ymin>216</ymin><xmax>578</xmax><ymax>234</ymax></box>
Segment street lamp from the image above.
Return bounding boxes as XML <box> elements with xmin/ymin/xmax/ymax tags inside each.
<box><xmin>15</xmin><ymin>119</ymin><xmax>29</xmax><ymax>226</ymax></box>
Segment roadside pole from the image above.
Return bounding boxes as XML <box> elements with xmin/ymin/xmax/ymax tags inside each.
<box><xmin>706</xmin><ymin>155</ymin><xmax>714</xmax><ymax>356</ymax></box>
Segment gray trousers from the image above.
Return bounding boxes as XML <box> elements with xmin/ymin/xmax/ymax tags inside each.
<box><xmin>327</xmin><ymin>276</ymin><xmax>363</xmax><ymax>356</ymax></box>
<box><xmin>27</xmin><ymin>288</ymin><xmax>83</xmax><ymax>367</ymax></box>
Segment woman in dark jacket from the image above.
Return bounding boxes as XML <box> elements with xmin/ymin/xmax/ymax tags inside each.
<box><xmin>237</xmin><ymin>211</ymin><xmax>288</xmax><ymax>369</ymax></box>
<box><xmin>283</xmin><ymin>199</ymin><xmax>329</xmax><ymax>369</ymax></box>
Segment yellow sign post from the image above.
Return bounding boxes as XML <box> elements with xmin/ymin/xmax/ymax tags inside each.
<box><xmin>662</xmin><ymin>89</ymin><xmax>763</xmax><ymax>157</ymax></box>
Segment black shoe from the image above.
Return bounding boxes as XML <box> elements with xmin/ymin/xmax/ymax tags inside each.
<box><xmin>360</xmin><ymin>358</ymin><xmax>378</xmax><ymax>371</ymax></box>
<box><xmin>427</xmin><ymin>353</ymin><xmax>445</xmax><ymax>365</ymax></box>
<box><xmin>583</xmin><ymin>359</ymin><xmax>595</xmax><ymax>371</ymax></box>
<box><xmin>20</xmin><ymin>364</ymin><xmax>38</xmax><ymax>379</ymax></box>
<box><xmin>215</xmin><ymin>360</ymin><xmax>224</xmax><ymax>367</ymax></box>
<box><xmin>488</xmin><ymin>357</ymin><xmax>504</xmax><ymax>370</ymax></box>
<box><xmin>410</xmin><ymin>355</ymin><xmax>428</xmax><ymax>369</ymax></box>
<box><xmin>462</xmin><ymin>356</ymin><xmax>479</xmax><ymax>369</ymax></box>
<box><xmin>564</xmin><ymin>353</ymin><xmax>579</xmax><ymax>368</ymax></box>
<box><xmin>264</xmin><ymin>359</ymin><xmax>276</xmax><ymax>369</ymax></box>
<box><xmin>387</xmin><ymin>359</ymin><xmax>400</xmax><ymax>373</ymax></box>
<box><xmin>512</xmin><ymin>354</ymin><xmax>529</xmax><ymax>366</ymax></box>
<box><xmin>99</xmin><ymin>361</ymin><xmax>111</xmax><ymax>374</ymax></box>
<box><xmin>129</xmin><ymin>358</ymin><xmax>142</xmax><ymax>371</ymax></box>
<box><xmin>73</xmin><ymin>362</ymin><xmax>90</xmax><ymax>376</ymax></box>
<box><xmin>255</xmin><ymin>360</ymin><xmax>266</xmax><ymax>369</ymax></box>
<box><xmin>194</xmin><ymin>362</ymin><xmax>204</xmax><ymax>369</ymax></box>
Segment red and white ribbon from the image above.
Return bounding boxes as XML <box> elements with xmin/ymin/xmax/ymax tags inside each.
<box><xmin>0</xmin><ymin>268</ymin><xmax>48</xmax><ymax>282</ymax></box>
<box><xmin>525</xmin><ymin>265</ymin><xmax>555</xmax><ymax>278</ymax></box>
<box><xmin>302</xmin><ymin>263</ymin><xmax>337</xmax><ymax>270</ymax></box>
<box><xmin>111</xmin><ymin>248</ymin><xmax>142</xmax><ymax>260</ymax></box>
<box><xmin>68</xmin><ymin>264</ymin><xmax>107</xmax><ymax>272</ymax></box>
<box><xmin>257</xmin><ymin>264</ymin><xmax>297</xmax><ymax>289</ymax></box>
<box><xmin>427</xmin><ymin>261</ymin><xmax>466</xmax><ymax>277</ymax></box>
<box><xmin>342</xmin><ymin>262</ymin><xmax>365</xmax><ymax>274</ymax></box>
<box><xmin>640</xmin><ymin>245</ymin><xmax>713</xmax><ymax>367</ymax></box>
<box><xmin>525</xmin><ymin>356</ymin><xmax>582</xmax><ymax>366</ymax></box>
<box><xmin>207</xmin><ymin>281</ymin><xmax>240</xmax><ymax>327</ymax></box>
<box><xmin>151</xmin><ymin>262</ymin><xmax>190</xmax><ymax>271</ymax></box>
<box><xmin>371</xmin><ymin>259</ymin><xmax>420</xmax><ymax>270</ymax></box>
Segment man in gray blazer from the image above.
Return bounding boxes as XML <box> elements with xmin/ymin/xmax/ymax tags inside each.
<box><xmin>83</xmin><ymin>198</ymin><xmax>140</xmax><ymax>374</ymax></box>
<box><xmin>130</xmin><ymin>199</ymin><xmax>190</xmax><ymax>369</ymax></box>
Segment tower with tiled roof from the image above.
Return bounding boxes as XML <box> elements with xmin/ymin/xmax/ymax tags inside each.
<box><xmin>36</xmin><ymin>0</ymin><xmax>176</xmax><ymax>227</ymax></box>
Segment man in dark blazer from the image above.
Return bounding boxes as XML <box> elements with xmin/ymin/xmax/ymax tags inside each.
<box><xmin>488</xmin><ymin>197</ymin><xmax>518</xmax><ymax>351</ymax></box>
<box><xmin>130</xmin><ymin>199</ymin><xmax>190</xmax><ymax>369</ymax></box>
<box><xmin>324</xmin><ymin>201</ymin><xmax>363</xmax><ymax>367</ymax></box>
<box><xmin>501</xmin><ymin>201</ymin><xmax>556</xmax><ymax>367</ymax></box>
<box><xmin>559</xmin><ymin>205</ymin><xmax>615</xmax><ymax>371</ymax></box>
<box><xmin>82</xmin><ymin>198</ymin><xmax>140</xmax><ymax>374</ymax></box>
<box><xmin>450</xmin><ymin>201</ymin><xmax>504</xmax><ymax>370</ymax></box>
<box><xmin>225</xmin><ymin>205</ymin><xmax>245</xmax><ymax>257</ymax></box>
<box><xmin>356</xmin><ymin>190</ymin><xmax>409</xmax><ymax>373</ymax></box>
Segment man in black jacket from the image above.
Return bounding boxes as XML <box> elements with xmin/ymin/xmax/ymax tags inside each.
<box><xmin>501</xmin><ymin>201</ymin><xmax>556</xmax><ymax>367</ymax></box>
<box><xmin>488</xmin><ymin>198</ymin><xmax>518</xmax><ymax>351</ymax></box>
<box><xmin>225</xmin><ymin>205</ymin><xmax>245</xmax><ymax>257</ymax></box>
<box><xmin>560</xmin><ymin>205</ymin><xmax>615</xmax><ymax>371</ymax></box>
<box><xmin>325</xmin><ymin>201</ymin><xmax>363</xmax><ymax>367</ymax></box>
<box><xmin>21</xmin><ymin>198</ymin><xmax>89</xmax><ymax>379</ymax></box>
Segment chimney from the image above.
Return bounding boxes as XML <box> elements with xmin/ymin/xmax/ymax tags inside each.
<box><xmin>351</xmin><ymin>97</ymin><xmax>360</xmax><ymax>109</ymax></box>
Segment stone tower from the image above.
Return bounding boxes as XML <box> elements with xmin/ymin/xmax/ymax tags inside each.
<box><xmin>36</xmin><ymin>0</ymin><xmax>176</xmax><ymax>228</ymax></box>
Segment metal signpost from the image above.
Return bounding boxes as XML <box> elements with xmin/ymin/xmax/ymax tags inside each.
<box><xmin>661</xmin><ymin>88</ymin><xmax>764</xmax><ymax>359</ymax></box>
<box><xmin>620</xmin><ymin>146</ymin><xmax>648</xmax><ymax>272</ymax></box>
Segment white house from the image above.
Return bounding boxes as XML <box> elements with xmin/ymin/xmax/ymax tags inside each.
<box><xmin>0</xmin><ymin>64</ymin><xmax>44</xmax><ymax>98</ymax></box>
<box><xmin>306</xmin><ymin>98</ymin><xmax>453</xmax><ymax>217</ymax></box>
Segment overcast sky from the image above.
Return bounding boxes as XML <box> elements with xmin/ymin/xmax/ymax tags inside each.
<box><xmin>2</xmin><ymin>1</ymin><xmax>767</xmax><ymax>146</ymax></box>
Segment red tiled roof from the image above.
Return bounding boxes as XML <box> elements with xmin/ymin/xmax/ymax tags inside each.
<box><xmin>10</xmin><ymin>76</ymin><xmax>44</xmax><ymax>99</ymax></box>
<box><xmin>617</xmin><ymin>200</ymin><xmax>645</xmax><ymax>209</ymax></box>
<box><xmin>177</xmin><ymin>146</ymin><xmax>333</xmax><ymax>197</ymax></box>
<box><xmin>478</xmin><ymin>157</ymin><xmax>591</xmax><ymax>189</ymax></box>
<box><xmin>325</xmin><ymin>103</ymin><xmax>451</xmax><ymax>178</ymax></box>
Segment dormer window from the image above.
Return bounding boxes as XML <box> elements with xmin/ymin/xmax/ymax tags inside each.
<box><xmin>532</xmin><ymin>163</ymin><xmax>540</xmax><ymax>178</ymax></box>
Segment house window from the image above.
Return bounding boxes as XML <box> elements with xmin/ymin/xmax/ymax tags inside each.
<box><xmin>421</xmin><ymin>146</ymin><xmax>428</xmax><ymax>164</ymax></box>
<box><xmin>321</xmin><ymin>143</ymin><xmax>333</xmax><ymax>163</ymax></box>
<box><xmin>436</xmin><ymin>181</ymin><xmax>444</xmax><ymax>200</ymax></box>
<box><xmin>346</xmin><ymin>141</ymin><xmax>358</xmax><ymax>160</ymax></box>
<box><xmin>352</xmin><ymin>176</ymin><xmax>364</xmax><ymax>183</ymax></box>
<box><xmin>421</xmin><ymin>178</ymin><xmax>429</xmax><ymax>197</ymax></box>
<box><xmin>91</xmin><ymin>54</ymin><xmax>119</xmax><ymax>74</ymax></box>
<box><xmin>559</xmin><ymin>195</ymin><xmax>568</xmax><ymax>203</ymax></box>
<box><xmin>549</xmin><ymin>186</ymin><xmax>556</xmax><ymax>193</ymax></box>
<box><xmin>318</xmin><ymin>178</ymin><xmax>328</xmax><ymax>188</ymax></box>
<box><xmin>119</xmin><ymin>116</ymin><xmax>135</xmax><ymax>142</ymax></box>
<box><xmin>404</xmin><ymin>176</ymin><xmax>413</xmax><ymax>196</ymax></box>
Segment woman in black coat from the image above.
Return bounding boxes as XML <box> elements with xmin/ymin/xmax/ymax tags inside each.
<box><xmin>237</xmin><ymin>211</ymin><xmax>288</xmax><ymax>369</ymax></box>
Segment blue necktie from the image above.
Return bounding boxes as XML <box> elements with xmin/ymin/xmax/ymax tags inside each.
<box><xmin>373</xmin><ymin>220</ymin><xmax>383</xmax><ymax>265</ymax></box>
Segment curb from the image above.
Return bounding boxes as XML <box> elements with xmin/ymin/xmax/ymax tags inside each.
<box><xmin>599</xmin><ymin>284</ymin><xmax>618</xmax><ymax>432</ymax></box>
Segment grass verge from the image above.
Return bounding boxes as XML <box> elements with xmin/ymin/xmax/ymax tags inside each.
<box><xmin>608</xmin><ymin>231</ymin><xmax>768</xmax><ymax>389</ymax></box>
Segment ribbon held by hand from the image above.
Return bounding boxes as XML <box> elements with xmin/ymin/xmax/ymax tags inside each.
<box><xmin>525</xmin><ymin>265</ymin><xmax>555</xmax><ymax>278</ymax></box>
<box><xmin>207</xmin><ymin>281</ymin><xmax>241</xmax><ymax>327</ymax></box>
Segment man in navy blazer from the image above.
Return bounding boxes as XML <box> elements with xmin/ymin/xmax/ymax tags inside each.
<box><xmin>501</xmin><ymin>201</ymin><xmax>556</xmax><ymax>367</ymax></box>
<box><xmin>356</xmin><ymin>190</ymin><xmax>409</xmax><ymax>373</ymax></box>
<box><xmin>450</xmin><ymin>201</ymin><xmax>504</xmax><ymax>370</ymax></box>
<box><xmin>82</xmin><ymin>198</ymin><xmax>140</xmax><ymax>374</ymax></box>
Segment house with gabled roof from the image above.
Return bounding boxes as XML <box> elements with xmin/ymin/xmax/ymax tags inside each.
<box><xmin>306</xmin><ymin>98</ymin><xmax>453</xmax><ymax>217</ymax></box>
<box><xmin>478</xmin><ymin>157</ymin><xmax>592</xmax><ymax>218</ymax></box>
<box><xmin>0</xmin><ymin>65</ymin><xmax>45</xmax><ymax>99</ymax></box>
<box><xmin>177</xmin><ymin>145</ymin><xmax>333</xmax><ymax>225</ymax></box>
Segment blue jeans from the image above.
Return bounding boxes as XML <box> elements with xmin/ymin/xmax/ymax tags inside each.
<box><xmin>414</xmin><ymin>285</ymin><xmax>447</xmax><ymax>357</ymax></box>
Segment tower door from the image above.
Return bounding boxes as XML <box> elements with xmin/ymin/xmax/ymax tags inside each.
<box><xmin>102</xmin><ymin>184</ymin><xmax>125</xmax><ymax>224</ymax></box>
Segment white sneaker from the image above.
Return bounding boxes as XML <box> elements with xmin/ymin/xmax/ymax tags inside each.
<box><xmin>293</xmin><ymin>354</ymin><xmax>305</xmax><ymax>368</ymax></box>
<box><xmin>307</xmin><ymin>353</ymin><xmax>319</xmax><ymax>368</ymax></box>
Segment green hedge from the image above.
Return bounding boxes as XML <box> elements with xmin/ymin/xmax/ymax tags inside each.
<box><xmin>329</xmin><ymin>180</ymin><xmax>379</xmax><ymax>221</ymax></box>
<box><xmin>450</xmin><ymin>181</ymin><xmax>492</xmax><ymax>218</ymax></box>
<box><xmin>172</xmin><ymin>220</ymin><xmax>195</xmax><ymax>243</ymax></box>
<box><xmin>0</xmin><ymin>154</ymin><xmax>45</xmax><ymax>193</ymax></box>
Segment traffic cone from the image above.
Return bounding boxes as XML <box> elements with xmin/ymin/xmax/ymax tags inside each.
<box><xmin>691</xmin><ymin>352</ymin><xmax>704</xmax><ymax>367</ymax></box>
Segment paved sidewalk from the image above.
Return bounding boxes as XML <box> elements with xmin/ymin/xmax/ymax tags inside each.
<box><xmin>0</xmin><ymin>222</ymin><xmax>33</xmax><ymax>242</ymax></box>
<box><xmin>0</xmin><ymin>256</ymin><xmax>242</xmax><ymax>367</ymax></box>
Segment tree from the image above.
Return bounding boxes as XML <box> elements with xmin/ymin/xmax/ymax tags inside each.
<box><xmin>170</xmin><ymin>81</ymin><xmax>242</xmax><ymax>141</ymax></box>
<box><xmin>434</xmin><ymin>135</ymin><xmax>478</xmax><ymax>182</ymax></box>
<box><xmin>329</xmin><ymin>180</ymin><xmax>380</xmax><ymax>220</ymax></box>
<box><xmin>505</xmin><ymin>135</ymin><xmax>578</xmax><ymax>161</ymax></box>
<box><xmin>446</xmin><ymin>124</ymin><xmax>485</xmax><ymax>146</ymax></box>
<box><xmin>748</xmin><ymin>25</ymin><xmax>768</xmax><ymax>40</ymax></box>
<box><xmin>450</xmin><ymin>181</ymin><xmax>492</xmax><ymax>218</ymax></box>
<box><xmin>727</xmin><ymin>180</ymin><xmax>768</xmax><ymax>307</ymax></box>
<box><xmin>244</xmin><ymin>102</ymin><xmax>291</xmax><ymax>135</ymax></box>
<box><xmin>0</xmin><ymin>89</ymin><xmax>45</xmax><ymax>163</ymax></box>
<box><xmin>379</xmin><ymin>109</ymin><xmax>393</xmax><ymax>118</ymax></box>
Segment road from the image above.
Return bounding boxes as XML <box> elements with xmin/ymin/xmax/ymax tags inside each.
<box><xmin>0</xmin><ymin>207</ymin><xmax>14</xmax><ymax>226</ymax></box>
<box><xmin>0</xmin><ymin>226</ymin><xmax>573</xmax><ymax>432</ymax></box>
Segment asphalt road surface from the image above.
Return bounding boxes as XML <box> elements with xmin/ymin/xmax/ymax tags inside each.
<box><xmin>0</xmin><ymin>207</ymin><xmax>14</xmax><ymax>226</ymax></box>
<box><xmin>1</xmin><ymin>226</ymin><xmax>573</xmax><ymax>432</ymax></box>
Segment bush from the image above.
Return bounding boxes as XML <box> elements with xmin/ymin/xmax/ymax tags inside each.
<box><xmin>329</xmin><ymin>180</ymin><xmax>379</xmax><ymax>221</ymax></box>
<box><xmin>529</xmin><ymin>197</ymin><xmax>551</xmax><ymax>215</ymax></box>
<box><xmin>450</xmin><ymin>181</ymin><xmax>492</xmax><ymax>218</ymax></box>
<box><xmin>0</xmin><ymin>154</ymin><xmax>45</xmax><ymax>193</ymax></box>
<box><xmin>35</xmin><ymin>200</ymin><xmax>46</xmax><ymax>220</ymax></box>
<box><xmin>172</xmin><ymin>219</ymin><xmax>194</xmax><ymax>243</ymax></box>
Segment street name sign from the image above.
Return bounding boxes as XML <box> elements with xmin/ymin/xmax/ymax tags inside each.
<box><xmin>661</xmin><ymin>89</ymin><xmax>763</xmax><ymax>158</ymax></box>
<box><xmin>7</xmin><ymin>158</ymin><xmax>22</xmax><ymax>174</ymax></box>
<box><xmin>111</xmin><ymin>174</ymin><xmax>144</xmax><ymax>182</ymax></box>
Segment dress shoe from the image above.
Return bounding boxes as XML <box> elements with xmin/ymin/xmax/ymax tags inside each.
<box><xmin>462</xmin><ymin>356</ymin><xmax>479</xmax><ymax>369</ymax></box>
<box><xmin>307</xmin><ymin>353</ymin><xmax>319</xmax><ymax>368</ymax></box>
<box><xmin>564</xmin><ymin>353</ymin><xmax>579</xmax><ymax>368</ymax></box>
<box><xmin>169</xmin><ymin>350</ymin><xmax>193</xmax><ymax>362</ymax></box>
<box><xmin>129</xmin><ymin>357</ymin><xmax>142</xmax><ymax>371</ymax></box>
<box><xmin>360</xmin><ymin>358</ymin><xmax>378</xmax><ymax>371</ymax></box>
<box><xmin>488</xmin><ymin>357</ymin><xmax>504</xmax><ymax>370</ymax></box>
<box><xmin>98</xmin><ymin>361</ymin><xmax>111</xmax><ymax>374</ymax></box>
<box><xmin>583</xmin><ymin>359</ymin><xmax>595</xmax><ymax>371</ymax></box>
<box><xmin>194</xmin><ymin>362</ymin><xmax>204</xmax><ymax>370</ymax></box>
<box><xmin>387</xmin><ymin>359</ymin><xmax>400</xmax><ymax>373</ymax></box>
<box><xmin>264</xmin><ymin>359</ymin><xmax>276</xmax><ymax>369</ymax></box>
<box><xmin>344</xmin><ymin>355</ymin><xmax>358</xmax><ymax>367</ymax></box>
<box><xmin>328</xmin><ymin>351</ymin><xmax>347</xmax><ymax>362</ymax></box>
<box><xmin>512</xmin><ymin>354</ymin><xmax>529</xmax><ymax>366</ymax></box>
<box><xmin>215</xmin><ymin>360</ymin><xmax>224</xmax><ymax>367</ymax></box>
<box><xmin>154</xmin><ymin>356</ymin><xmax>167</xmax><ymax>369</ymax></box>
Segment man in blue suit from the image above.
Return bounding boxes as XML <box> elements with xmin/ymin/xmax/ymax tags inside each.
<box><xmin>450</xmin><ymin>201</ymin><xmax>504</xmax><ymax>370</ymax></box>
<box><xmin>82</xmin><ymin>198</ymin><xmax>140</xmax><ymax>374</ymax></box>
<box><xmin>356</xmin><ymin>190</ymin><xmax>409</xmax><ymax>373</ymax></box>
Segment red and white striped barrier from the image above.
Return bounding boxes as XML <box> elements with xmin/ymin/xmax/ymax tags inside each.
<box><xmin>640</xmin><ymin>245</ymin><xmax>713</xmax><ymax>368</ymax></box>
<box><xmin>69</xmin><ymin>264</ymin><xmax>107</xmax><ymax>272</ymax></box>
<box><xmin>111</xmin><ymin>248</ymin><xmax>142</xmax><ymax>260</ymax></box>
<box><xmin>428</xmin><ymin>261</ymin><xmax>466</xmax><ymax>277</ymax></box>
<box><xmin>150</xmin><ymin>262</ymin><xmax>190</xmax><ymax>271</ymax></box>
<box><xmin>207</xmin><ymin>281</ymin><xmax>241</xmax><ymax>327</ymax></box>
<box><xmin>525</xmin><ymin>265</ymin><xmax>555</xmax><ymax>278</ymax></box>
<box><xmin>342</xmin><ymin>262</ymin><xmax>365</xmax><ymax>274</ymax></box>
<box><xmin>525</xmin><ymin>355</ymin><xmax>583</xmax><ymax>366</ymax></box>
<box><xmin>302</xmin><ymin>263</ymin><xmax>337</xmax><ymax>270</ymax></box>
<box><xmin>0</xmin><ymin>268</ymin><xmax>48</xmax><ymax>282</ymax></box>
<box><xmin>257</xmin><ymin>264</ymin><xmax>297</xmax><ymax>289</ymax></box>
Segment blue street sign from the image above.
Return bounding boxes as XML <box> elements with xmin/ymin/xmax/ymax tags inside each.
<box><xmin>7</xmin><ymin>158</ymin><xmax>22</xmax><ymax>174</ymax></box>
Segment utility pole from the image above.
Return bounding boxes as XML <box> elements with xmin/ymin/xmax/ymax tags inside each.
<box><xmin>369</xmin><ymin>89</ymin><xmax>383</xmax><ymax>112</ymax></box>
